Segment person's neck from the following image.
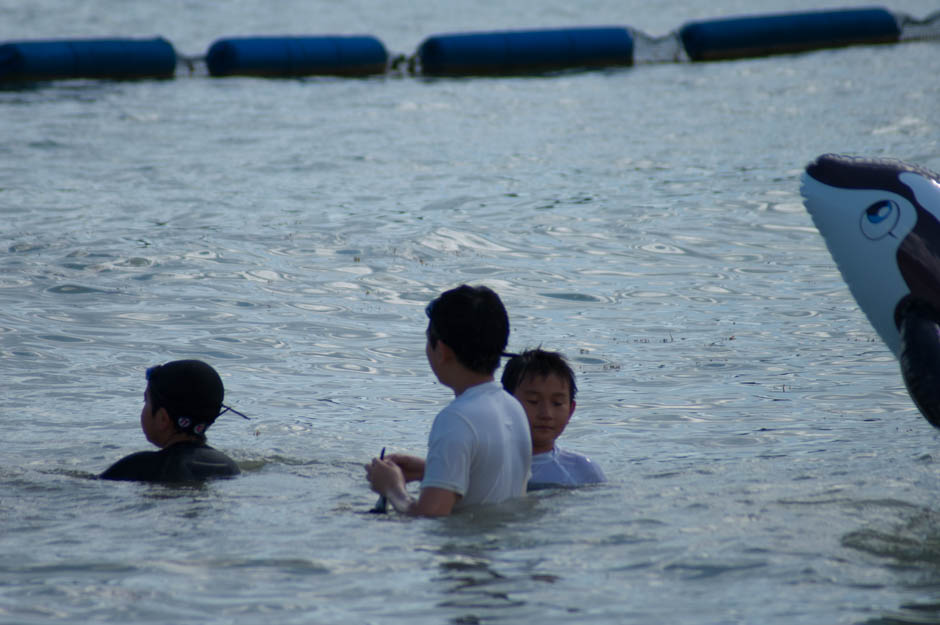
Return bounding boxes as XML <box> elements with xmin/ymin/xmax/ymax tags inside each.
<box><xmin>447</xmin><ymin>371</ymin><xmax>494</xmax><ymax>397</ymax></box>
<box><xmin>160</xmin><ymin>432</ymin><xmax>203</xmax><ymax>449</ymax></box>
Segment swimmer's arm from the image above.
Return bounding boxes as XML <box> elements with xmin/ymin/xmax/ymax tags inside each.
<box><xmin>384</xmin><ymin>485</ymin><xmax>458</xmax><ymax>517</ymax></box>
<box><xmin>366</xmin><ymin>457</ymin><xmax>457</xmax><ymax>516</ymax></box>
<box><xmin>387</xmin><ymin>453</ymin><xmax>425</xmax><ymax>482</ymax></box>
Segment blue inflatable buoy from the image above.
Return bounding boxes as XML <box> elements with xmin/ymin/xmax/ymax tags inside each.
<box><xmin>679</xmin><ymin>7</ymin><xmax>900</xmax><ymax>61</ymax></box>
<box><xmin>417</xmin><ymin>27</ymin><xmax>634</xmax><ymax>76</ymax></box>
<box><xmin>802</xmin><ymin>154</ymin><xmax>940</xmax><ymax>428</ymax></box>
<box><xmin>0</xmin><ymin>37</ymin><xmax>177</xmax><ymax>82</ymax></box>
<box><xmin>206</xmin><ymin>36</ymin><xmax>388</xmax><ymax>77</ymax></box>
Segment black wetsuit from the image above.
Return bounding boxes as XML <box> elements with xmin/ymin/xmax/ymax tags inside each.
<box><xmin>100</xmin><ymin>441</ymin><xmax>240</xmax><ymax>482</ymax></box>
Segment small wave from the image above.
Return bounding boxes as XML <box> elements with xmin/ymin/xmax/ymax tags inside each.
<box><xmin>662</xmin><ymin>558</ymin><xmax>767</xmax><ymax>580</ymax></box>
<box><xmin>46</xmin><ymin>284</ymin><xmax>116</xmax><ymax>295</ymax></box>
<box><xmin>538</xmin><ymin>291</ymin><xmax>604</xmax><ymax>303</ymax></box>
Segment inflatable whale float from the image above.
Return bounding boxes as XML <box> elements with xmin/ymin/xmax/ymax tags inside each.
<box><xmin>801</xmin><ymin>154</ymin><xmax>940</xmax><ymax>428</ymax></box>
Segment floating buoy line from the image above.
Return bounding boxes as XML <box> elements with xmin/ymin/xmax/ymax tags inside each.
<box><xmin>1</xmin><ymin>6</ymin><xmax>938</xmax><ymax>83</ymax></box>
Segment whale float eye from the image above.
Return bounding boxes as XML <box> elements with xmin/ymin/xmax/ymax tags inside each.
<box><xmin>860</xmin><ymin>199</ymin><xmax>900</xmax><ymax>240</ymax></box>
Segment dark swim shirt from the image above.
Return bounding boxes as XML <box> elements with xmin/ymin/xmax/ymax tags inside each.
<box><xmin>100</xmin><ymin>441</ymin><xmax>240</xmax><ymax>482</ymax></box>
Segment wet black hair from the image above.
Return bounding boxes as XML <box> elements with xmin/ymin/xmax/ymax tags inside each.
<box><xmin>146</xmin><ymin>360</ymin><xmax>227</xmax><ymax>437</ymax></box>
<box><xmin>425</xmin><ymin>284</ymin><xmax>510</xmax><ymax>375</ymax></box>
<box><xmin>500</xmin><ymin>348</ymin><xmax>578</xmax><ymax>402</ymax></box>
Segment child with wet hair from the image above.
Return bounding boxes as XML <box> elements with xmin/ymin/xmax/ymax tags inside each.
<box><xmin>501</xmin><ymin>348</ymin><xmax>606</xmax><ymax>489</ymax></box>
<box><xmin>100</xmin><ymin>359</ymin><xmax>244</xmax><ymax>482</ymax></box>
<box><xmin>365</xmin><ymin>285</ymin><xmax>532</xmax><ymax>516</ymax></box>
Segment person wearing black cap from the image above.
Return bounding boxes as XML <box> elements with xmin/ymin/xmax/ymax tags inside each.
<box><xmin>100</xmin><ymin>360</ymin><xmax>243</xmax><ymax>482</ymax></box>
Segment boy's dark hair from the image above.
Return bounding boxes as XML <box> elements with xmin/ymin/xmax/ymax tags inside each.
<box><xmin>500</xmin><ymin>348</ymin><xmax>578</xmax><ymax>402</ymax></box>
<box><xmin>425</xmin><ymin>285</ymin><xmax>509</xmax><ymax>375</ymax></box>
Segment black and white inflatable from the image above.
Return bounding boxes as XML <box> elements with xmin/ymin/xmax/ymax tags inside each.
<box><xmin>802</xmin><ymin>154</ymin><xmax>940</xmax><ymax>428</ymax></box>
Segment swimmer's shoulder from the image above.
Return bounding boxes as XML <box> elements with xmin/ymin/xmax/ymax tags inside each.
<box><xmin>99</xmin><ymin>449</ymin><xmax>163</xmax><ymax>481</ymax></box>
<box><xmin>173</xmin><ymin>442</ymin><xmax>240</xmax><ymax>480</ymax></box>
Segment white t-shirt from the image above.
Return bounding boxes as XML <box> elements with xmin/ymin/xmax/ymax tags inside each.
<box><xmin>422</xmin><ymin>381</ymin><xmax>532</xmax><ymax>509</ymax></box>
<box><xmin>528</xmin><ymin>446</ymin><xmax>606</xmax><ymax>489</ymax></box>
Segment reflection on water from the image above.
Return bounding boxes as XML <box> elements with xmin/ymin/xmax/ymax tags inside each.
<box><xmin>843</xmin><ymin>503</ymin><xmax>940</xmax><ymax>625</ymax></box>
<box><xmin>429</xmin><ymin>500</ymin><xmax>549</xmax><ymax>622</ymax></box>
<box><xmin>844</xmin><ymin>504</ymin><xmax>940</xmax><ymax>568</ymax></box>
<box><xmin>436</xmin><ymin>557</ymin><xmax>527</xmax><ymax>613</ymax></box>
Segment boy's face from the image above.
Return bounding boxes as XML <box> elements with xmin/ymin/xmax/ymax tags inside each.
<box><xmin>140</xmin><ymin>387</ymin><xmax>160</xmax><ymax>446</ymax></box>
<box><xmin>512</xmin><ymin>373</ymin><xmax>575</xmax><ymax>455</ymax></box>
<box><xmin>425</xmin><ymin>326</ymin><xmax>443</xmax><ymax>382</ymax></box>
<box><xmin>140</xmin><ymin>385</ymin><xmax>171</xmax><ymax>448</ymax></box>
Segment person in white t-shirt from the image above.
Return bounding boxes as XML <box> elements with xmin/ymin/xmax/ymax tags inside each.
<box><xmin>365</xmin><ymin>285</ymin><xmax>532</xmax><ymax>516</ymax></box>
<box><xmin>501</xmin><ymin>349</ymin><xmax>606</xmax><ymax>489</ymax></box>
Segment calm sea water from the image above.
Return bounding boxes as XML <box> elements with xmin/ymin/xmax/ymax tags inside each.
<box><xmin>2</xmin><ymin>1</ymin><xmax>940</xmax><ymax>623</ymax></box>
